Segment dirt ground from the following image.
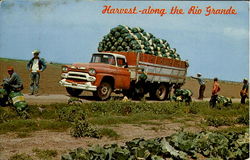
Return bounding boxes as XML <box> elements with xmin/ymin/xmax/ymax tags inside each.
<box><xmin>0</xmin><ymin>120</ymin><xmax>201</xmax><ymax>160</ymax></box>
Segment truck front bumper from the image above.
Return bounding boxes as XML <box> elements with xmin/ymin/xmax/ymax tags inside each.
<box><xmin>59</xmin><ymin>79</ymin><xmax>97</xmax><ymax>91</ymax></box>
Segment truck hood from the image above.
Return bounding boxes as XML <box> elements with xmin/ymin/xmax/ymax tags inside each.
<box><xmin>72</xmin><ymin>63</ymin><xmax>111</xmax><ymax>69</ymax></box>
<box><xmin>67</xmin><ymin>63</ymin><xmax>117</xmax><ymax>73</ymax></box>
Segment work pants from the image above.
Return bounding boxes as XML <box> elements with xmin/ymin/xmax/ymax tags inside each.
<box><xmin>30</xmin><ymin>72</ymin><xmax>40</xmax><ymax>94</ymax></box>
<box><xmin>209</xmin><ymin>95</ymin><xmax>218</xmax><ymax>108</ymax></box>
<box><xmin>198</xmin><ymin>84</ymin><xmax>206</xmax><ymax>99</ymax></box>
<box><xmin>241</xmin><ymin>95</ymin><xmax>248</xmax><ymax>104</ymax></box>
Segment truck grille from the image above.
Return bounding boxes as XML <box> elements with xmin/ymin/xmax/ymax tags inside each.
<box><xmin>66</xmin><ymin>71</ymin><xmax>88</xmax><ymax>80</ymax></box>
<box><xmin>68</xmin><ymin>73</ymin><xmax>86</xmax><ymax>78</ymax></box>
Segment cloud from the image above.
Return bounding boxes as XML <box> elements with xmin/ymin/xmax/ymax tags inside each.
<box><xmin>223</xmin><ymin>27</ymin><xmax>248</xmax><ymax>39</ymax></box>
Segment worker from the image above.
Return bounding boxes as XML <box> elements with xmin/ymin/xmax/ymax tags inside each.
<box><xmin>209</xmin><ymin>77</ymin><xmax>220</xmax><ymax>108</ymax></box>
<box><xmin>26</xmin><ymin>49</ymin><xmax>47</xmax><ymax>95</ymax></box>
<box><xmin>134</xmin><ymin>68</ymin><xmax>147</xmax><ymax>98</ymax></box>
<box><xmin>2</xmin><ymin>67</ymin><xmax>23</xmax><ymax>93</ymax></box>
<box><xmin>191</xmin><ymin>73</ymin><xmax>206</xmax><ymax>100</ymax></box>
<box><xmin>240</xmin><ymin>78</ymin><xmax>249</xmax><ymax>104</ymax></box>
<box><xmin>139</xmin><ymin>68</ymin><xmax>147</xmax><ymax>82</ymax></box>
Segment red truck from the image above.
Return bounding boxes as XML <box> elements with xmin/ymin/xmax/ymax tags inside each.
<box><xmin>59</xmin><ymin>51</ymin><xmax>188</xmax><ymax>100</ymax></box>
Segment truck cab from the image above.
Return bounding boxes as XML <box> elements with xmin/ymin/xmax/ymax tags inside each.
<box><xmin>60</xmin><ymin>51</ymin><xmax>188</xmax><ymax>101</ymax></box>
<box><xmin>59</xmin><ymin>52</ymin><xmax>131</xmax><ymax>100</ymax></box>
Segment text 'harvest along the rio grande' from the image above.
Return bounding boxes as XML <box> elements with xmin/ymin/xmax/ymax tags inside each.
<box><xmin>102</xmin><ymin>5</ymin><xmax>238</xmax><ymax>16</ymax></box>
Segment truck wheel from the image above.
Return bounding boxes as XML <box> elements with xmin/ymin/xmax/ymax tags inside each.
<box><xmin>95</xmin><ymin>82</ymin><xmax>112</xmax><ymax>101</ymax></box>
<box><xmin>155</xmin><ymin>84</ymin><xmax>167</xmax><ymax>101</ymax></box>
<box><xmin>66</xmin><ymin>87</ymin><xmax>83</xmax><ymax>97</ymax></box>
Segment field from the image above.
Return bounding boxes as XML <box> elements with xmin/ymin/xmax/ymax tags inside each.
<box><xmin>0</xmin><ymin>58</ymin><xmax>248</xmax><ymax>160</ymax></box>
<box><xmin>0</xmin><ymin>58</ymin><xmax>243</xmax><ymax>98</ymax></box>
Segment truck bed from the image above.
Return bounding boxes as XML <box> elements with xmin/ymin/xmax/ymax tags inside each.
<box><xmin>112</xmin><ymin>51</ymin><xmax>188</xmax><ymax>84</ymax></box>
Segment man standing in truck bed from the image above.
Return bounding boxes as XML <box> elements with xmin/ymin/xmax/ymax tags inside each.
<box><xmin>27</xmin><ymin>49</ymin><xmax>46</xmax><ymax>95</ymax></box>
<box><xmin>191</xmin><ymin>73</ymin><xmax>206</xmax><ymax>100</ymax></box>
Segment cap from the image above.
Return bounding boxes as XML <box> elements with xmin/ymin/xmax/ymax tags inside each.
<box><xmin>7</xmin><ymin>66</ymin><xmax>14</xmax><ymax>71</ymax></box>
<box><xmin>243</xmin><ymin>78</ymin><xmax>248</xmax><ymax>82</ymax></box>
<box><xmin>32</xmin><ymin>49</ymin><xmax>40</xmax><ymax>55</ymax></box>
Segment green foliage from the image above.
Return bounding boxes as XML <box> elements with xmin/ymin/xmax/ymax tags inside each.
<box><xmin>0</xmin><ymin>111</ymin><xmax>9</xmax><ymax>123</ymax></box>
<box><xmin>70</xmin><ymin>120</ymin><xmax>101</xmax><ymax>138</ymax></box>
<box><xmin>0</xmin><ymin>107</ymin><xmax>17</xmax><ymax>123</ymax></box>
<box><xmin>205</xmin><ymin>117</ymin><xmax>235</xmax><ymax>127</ymax></box>
<box><xmin>0</xmin><ymin>119</ymin><xmax>71</xmax><ymax>134</ymax></box>
<box><xmin>170</xmin><ymin>131</ymin><xmax>250</xmax><ymax>159</ymax></box>
<box><xmin>57</xmin><ymin>105</ymin><xmax>101</xmax><ymax>138</ymax></box>
<box><xmin>0</xmin><ymin>101</ymin><xmax>248</xmax><ymax>137</ymax></box>
<box><xmin>57</xmin><ymin>105</ymin><xmax>86</xmax><ymax>122</ymax></box>
<box><xmin>236</xmin><ymin>112</ymin><xmax>249</xmax><ymax>125</ymax></box>
<box><xmin>205</xmin><ymin>111</ymin><xmax>249</xmax><ymax>127</ymax></box>
<box><xmin>99</xmin><ymin>128</ymin><xmax>120</xmax><ymax>139</ymax></box>
<box><xmin>188</xmin><ymin>103</ymin><xmax>200</xmax><ymax>114</ymax></box>
<box><xmin>9</xmin><ymin>153</ymin><xmax>33</xmax><ymax>160</ymax></box>
<box><xmin>32</xmin><ymin>148</ymin><xmax>58</xmax><ymax>160</ymax></box>
<box><xmin>87</xmin><ymin>100</ymin><xmax>180</xmax><ymax>116</ymax></box>
<box><xmin>169</xmin><ymin>131</ymin><xmax>197</xmax><ymax>156</ymax></box>
<box><xmin>28</xmin><ymin>105</ymin><xmax>58</xmax><ymax>120</ymax></box>
<box><xmin>62</xmin><ymin>130</ymin><xmax>249</xmax><ymax>160</ymax></box>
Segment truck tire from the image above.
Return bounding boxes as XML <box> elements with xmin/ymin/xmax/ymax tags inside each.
<box><xmin>155</xmin><ymin>84</ymin><xmax>167</xmax><ymax>101</ymax></box>
<box><xmin>66</xmin><ymin>87</ymin><xmax>83</xmax><ymax>97</ymax></box>
<box><xmin>95</xmin><ymin>82</ymin><xmax>112</xmax><ymax>101</ymax></box>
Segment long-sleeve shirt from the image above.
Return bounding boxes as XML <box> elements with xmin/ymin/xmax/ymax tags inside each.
<box><xmin>191</xmin><ymin>76</ymin><xmax>205</xmax><ymax>85</ymax></box>
<box><xmin>4</xmin><ymin>72</ymin><xmax>23</xmax><ymax>88</ymax></box>
<box><xmin>27</xmin><ymin>57</ymin><xmax>46</xmax><ymax>72</ymax></box>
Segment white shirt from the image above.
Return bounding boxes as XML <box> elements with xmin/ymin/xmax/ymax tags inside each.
<box><xmin>32</xmin><ymin>59</ymin><xmax>39</xmax><ymax>72</ymax></box>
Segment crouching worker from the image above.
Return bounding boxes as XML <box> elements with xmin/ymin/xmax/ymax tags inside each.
<box><xmin>172</xmin><ymin>87</ymin><xmax>193</xmax><ymax>105</ymax></box>
<box><xmin>2</xmin><ymin>67</ymin><xmax>23</xmax><ymax>93</ymax></box>
<box><xmin>1</xmin><ymin>67</ymin><xmax>28</xmax><ymax>118</ymax></box>
<box><xmin>133</xmin><ymin>68</ymin><xmax>147</xmax><ymax>100</ymax></box>
<box><xmin>217</xmin><ymin>95</ymin><xmax>232</xmax><ymax>107</ymax></box>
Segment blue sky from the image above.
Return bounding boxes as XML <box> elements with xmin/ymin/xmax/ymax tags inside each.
<box><xmin>0</xmin><ymin>0</ymin><xmax>248</xmax><ymax>82</ymax></box>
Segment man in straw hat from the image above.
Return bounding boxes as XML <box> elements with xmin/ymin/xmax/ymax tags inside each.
<box><xmin>26</xmin><ymin>49</ymin><xmax>46</xmax><ymax>95</ymax></box>
<box><xmin>191</xmin><ymin>73</ymin><xmax>206</xmax><ymax>100</ymax></box>
<box><xmin>240</xmin><ymin>78</ymin><xmax>249</xmax><ymax>104</ymax></box>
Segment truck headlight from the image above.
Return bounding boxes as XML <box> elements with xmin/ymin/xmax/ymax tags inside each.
<box><xmin>62</xmin><ymin>66</ymin><xmax>68</xmax><ymax>72</ymax></box>
<box><xmin>88</xmin><ymin>68</ymin><xmax>96</xmax><ymax>76</ymax></box>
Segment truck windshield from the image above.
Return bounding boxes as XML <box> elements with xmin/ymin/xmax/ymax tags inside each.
<box><xmin>90</xmin><ymin>54</ymin><xmax>116</xmax><ymax>65</ymax></box>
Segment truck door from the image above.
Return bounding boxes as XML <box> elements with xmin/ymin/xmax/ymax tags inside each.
<box><xmin>115</xmin><ymin>57</ymin><xmax>131</xmax><ymax>89</ymax></box>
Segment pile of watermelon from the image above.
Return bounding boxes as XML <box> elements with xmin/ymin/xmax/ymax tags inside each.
<box><xmin>98</xmin><ymin>25</ymin><xmax>181</xmax><ymax>60</ymax></box>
